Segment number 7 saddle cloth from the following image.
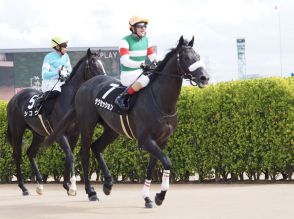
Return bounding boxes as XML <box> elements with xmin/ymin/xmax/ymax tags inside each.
<box><xmin>94</xmin><ymin>82</ymin><xmax>138</xmax><ymax>115</ymax></box>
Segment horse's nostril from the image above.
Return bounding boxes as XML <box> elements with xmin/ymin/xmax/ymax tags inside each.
<box><xmin>200</xmin><ymin>76</ymin><xmax>209</xmax><ymax>82</ymax></box>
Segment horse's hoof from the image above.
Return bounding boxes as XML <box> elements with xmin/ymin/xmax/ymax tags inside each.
<box><xmin>67</xmin><ymin>188</ymin><xmax>77</xmax><ymax>196</ymax></box>
<box><xmin>22</xmin><ymin>190</ymin><xmax>30</xmax><ymax>196</ymax></box>
<box><xmin>36</xmin><ymin>185</ymin><xmax>44</xmax><ymax>195</ymax></box>
<box><xmin>144</xmin><ymin>197</ymin><xmax>154</xmax><ymax>208</ymax></box>
<box><xmin>63</xmin><ymin>184</ymin><xmax>69</xmax><ymax>192</ymax></box>
<box><xmin>88</xmin><ymin>192</ymin><xmax>99</xmax><ymax>201</ymax></box>
<box><xmin>155</xmin><ymin>193</ymin><xmax>163</xmax><ymax>206</ymax></box>
<box><xmin>103</xmin><ymin>184</ymin><xmax>112</xmax><ymax>196</ymax></box>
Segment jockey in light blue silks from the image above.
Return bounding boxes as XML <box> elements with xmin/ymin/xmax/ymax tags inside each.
<box><xmin>114</xmin><ymin>15</ymin><xmax>157</xmax><ymax>111</ymax></box>
<box><xmin>34</xmin><ymin>36</ymin><xmax>72</xmax><ymax>111</ymax></box>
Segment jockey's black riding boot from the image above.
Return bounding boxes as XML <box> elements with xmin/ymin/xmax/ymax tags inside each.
<box><xmin>114</xmin><ymin>89</ymin><xmax>131</xmax><ymax>111</ymax></box>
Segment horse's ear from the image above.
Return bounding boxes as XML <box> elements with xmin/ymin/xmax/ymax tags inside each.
<box><xmin>188</xmin><ymin>36</ymin><xmax>194</xmax><ymax>47</ymax></box>
<box><xmin>97</xmin><ymin>49</ymin><xmax>102</xmax><ymax>57</ymax></box>
<box><xmin>87</xmin><ymin>48</ymin><xmax>92</xmax><ymax>58</ymax></box>
<box><xmin>178</xmin><ymin>35</ymin><xmax>184</xmax><ymax>47</ymax></box>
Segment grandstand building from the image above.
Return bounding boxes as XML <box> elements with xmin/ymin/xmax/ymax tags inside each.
<box><xmin>0</xmin><ymin>47</ymin><xmax>119</xmax><ymax>100</ymax></box>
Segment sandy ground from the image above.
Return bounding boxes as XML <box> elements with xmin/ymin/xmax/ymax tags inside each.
<box><xmin>0</xmin><ymin>183</ymin><xmax>294</xmax><ymax>219</ymax></box>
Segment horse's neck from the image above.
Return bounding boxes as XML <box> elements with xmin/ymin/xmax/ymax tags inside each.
<box><xmin>151</xmin><ymin>57</ymin><xmax>182</xmax><ymax>115</ymax></box>
<box><xmin>65</xmin><ymin>64</ymin><xmax>85</xmax><ymax>92</ymax></box>
<box><xmin>58</xmin><ymin>64</ymin><xmax>85</xmax><ymax>106</ymax></box>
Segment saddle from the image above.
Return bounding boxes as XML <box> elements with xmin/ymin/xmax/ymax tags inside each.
<box><xmin>95</xmin><ymin>83</ymin><xmax>138</xmax><ymax>115</ymax></box>
<box><xmin>24</xmin><ymin>93</ymin><xmax>55</xmax><ymax>135</ymax></box>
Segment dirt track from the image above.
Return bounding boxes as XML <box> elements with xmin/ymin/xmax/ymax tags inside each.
<box><xmin>0</xmin><ymin>183</ymin><xmax>294</xmax><ymax>219</ymax></box>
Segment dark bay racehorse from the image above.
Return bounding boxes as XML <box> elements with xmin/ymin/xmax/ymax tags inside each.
<box><xmin>6</xmin><ymin>49</ymin><xmax>105</xmax><ymax>196</ymax></box>
<box><xmin>45</xmin><ymin>36</ymin><xmax>209</xmax><ymax>207</ymax></box>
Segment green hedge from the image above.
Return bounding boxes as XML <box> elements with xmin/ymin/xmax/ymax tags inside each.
<box><xmin>0</xmin><ymin>77</ymin><xmax>293</xmax><ymax>183</ymax></box>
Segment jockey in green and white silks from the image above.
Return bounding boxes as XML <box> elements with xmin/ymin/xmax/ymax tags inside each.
<box><xmin>119</xmin><ymin>33</ymin><xmax>156</xmax><ymax>86</ymax></box>
<box><xmin>41</xmin><ymin>36</ymin><xmax>72</xmax><ymax>92</ymax></box>
<box><xmin>115</xmin><ymin>15</ymin><xmax>157</xmax><ymax>111</ymax></box>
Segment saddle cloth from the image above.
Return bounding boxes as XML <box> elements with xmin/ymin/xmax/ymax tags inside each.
<box><xmin>24</xmin><ymin>93</ymin><xmax>56</xmax><ymax>118</ymax></box>
<box><xmin>94</xmin><ymin>82</ymin><xmax>138</xmax><ymax>114</ymax></box>
<box><xmin>24</xmin><ymin>94</ymin><xmax>42</xmax><ymax>118</ymax></box>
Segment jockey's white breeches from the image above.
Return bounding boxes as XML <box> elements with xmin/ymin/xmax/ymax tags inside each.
<box><xmin>120</xmin><ymin>69</ymin><xmax>150</xmax><ymax>87</ymax></box>
<box><xmin>42</xmin><ymin>79</ymin><xmax>65</xmax><ymax>92</ymax></box>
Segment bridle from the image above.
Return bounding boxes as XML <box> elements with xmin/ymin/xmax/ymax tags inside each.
<box><xmin>150</xmin><ymin>46</ymin><xmax>205</xmax><ymax>87</ymax></box>
<box><xmin>176</xmin><ymin>53</ymin><xmax>197</xmax><ymax>86</ymax></box>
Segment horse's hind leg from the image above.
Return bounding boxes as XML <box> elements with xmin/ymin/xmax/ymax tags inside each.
<box><xmin>67</xmin><ymin>131</ymin><xmax>79</xmax><ymax>152</ymax></box>
<box><xmin>56</xmin><ymin>135</ymin><xmax>76</xmax><ymax>196</ymax></box>
<box><xmin>26</xmin><ymin>132</ymin><xmax>45</xmax><ymax>195</ymax></box>
<box><xmin>79</xmin><ymin>117</ymin><xmax>99</xmax><ymax>201</ymax></box>
<box><xmin>90</xmin><ymin>124</ymin><xmax>118</xmax><ymax>196</ymax></box>
<box><xmin>65</xmin><ymin>133</ymin><xmax>79</xmax><ymax>195</ymax></box>
<box><xmin>10</xmin><ymin>125</ymin><xmax>28</xmax><ymax>195</ymax></box>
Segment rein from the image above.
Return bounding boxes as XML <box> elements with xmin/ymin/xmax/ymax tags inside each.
<box><xmin>149</xmin><ymin>51</ymin><xmax>200</xmax><ymax>87</ymax></box>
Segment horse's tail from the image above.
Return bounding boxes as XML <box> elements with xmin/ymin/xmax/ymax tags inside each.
<box><xmin>6</xmin><ymin>123</ymin><xmax>12</xmax><ymax>145</ymax></box>
<box><xmin>43</xmin><ymin>106</ymin><xmax>76</xmax><ymax>147</ymax></box>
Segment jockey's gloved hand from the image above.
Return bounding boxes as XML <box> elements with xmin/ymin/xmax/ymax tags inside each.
<box><xmin>150</xmin><ymin>60</ymin><xmax>158</xmax><ymax>69</ymax></box>
<box><xmin>140</xmin><ymin>63</ymin><xmax>150</xmax><ymax>71</ymax></box>
<box><xmin>59</xmin><ymin>69</ymin><xmax>70</xmax><ymax>81</ymax></box>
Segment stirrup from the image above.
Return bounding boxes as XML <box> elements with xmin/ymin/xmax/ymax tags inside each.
<box><xmin>115</xmin><ymin>95</ymin><xmax>130</xmax><ymax>111</ymax></box>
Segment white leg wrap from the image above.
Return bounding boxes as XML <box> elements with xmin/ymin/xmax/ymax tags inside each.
<box><xmin>142</xmin><ymin>179</ymin><xmax>152</xmax><ymax>198</ymax></box>
<box><xmin>36</xmin><ymin>183</ymin><xmax>44</xmax><ymax>195</ymax></box>
<box><xmin>161</xmin><ymin>170</ymin><xmax>170</xmax><ymax>191</ymax></box>
<box><xmin>70</xmin><ymin>175</ymin><xmax>77</xmax><ymax>190</ymax></box>
<box><xmin>68</xmin><ymin>175</ymin><xmax>77</xmax><ymax>196</ymax></box>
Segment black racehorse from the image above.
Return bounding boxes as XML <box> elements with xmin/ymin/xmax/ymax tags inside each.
<box><xmin>44</xmin><ymin>36</ymin><xmax>209</xmax><ymax>207</ymax></box>
<box><xmin>6</xmin><ymin>49</ymin><xmax>105</xmax><ymax>196</ymax></box>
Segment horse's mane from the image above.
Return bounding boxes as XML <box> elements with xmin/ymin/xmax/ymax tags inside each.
<box><xmin>155</xmin><ymin>39</ymin><xmax>189</xmax><ymax>72</ymax></box>
<box><xmin>67</xmin><ymin>55</ymin><xmax>88</xmax><ymax>81</ymax></box>
<box><xmin>155</xmin><ymin>48</ymin><xmax>176</xmax><ymax>72</ymax></box>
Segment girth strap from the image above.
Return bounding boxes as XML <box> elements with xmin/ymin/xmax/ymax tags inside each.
<box><xmin>38</xmin><ymin>114</ymin><xmax>53</xmax><ymax>135</ymax></box>
<box><xmin>119</xmin><ymin>114</ymin><xmax>135</xmax><ymax>139</ymax></box>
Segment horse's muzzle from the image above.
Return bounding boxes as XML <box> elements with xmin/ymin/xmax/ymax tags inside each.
<box><xmin>198</xmin><ymin>75</ymin><xmax>209</xmax><ymax>88</ymax></box>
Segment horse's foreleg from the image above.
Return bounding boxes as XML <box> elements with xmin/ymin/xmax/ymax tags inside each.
<box><xmin>57</xmin><ymin>136</ymin><xmax>76</xmax><ymax>196</ymax></box>
<box><xmin>27</xmin><ymin>133</ymin><xmax>45</xmax><ymax>195</ymax></box>
<box><xmin>142</xmin><ymin>155</ymin><xmax>157</xmax><ymax>208</ymax></box>
<box><xmin>155</xmin><ymin>170</ymin><xmax>170</xmax><ymax>206</ymax></box>
<box><xmin>140</xmin><ymin>138</ymin><xmax>172</xmax><ymax>207</ymax></box>
<box><xmin>90</xmin><ymin>126</ymin><xmax>118</xmax><ymax>196</ymax></box>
